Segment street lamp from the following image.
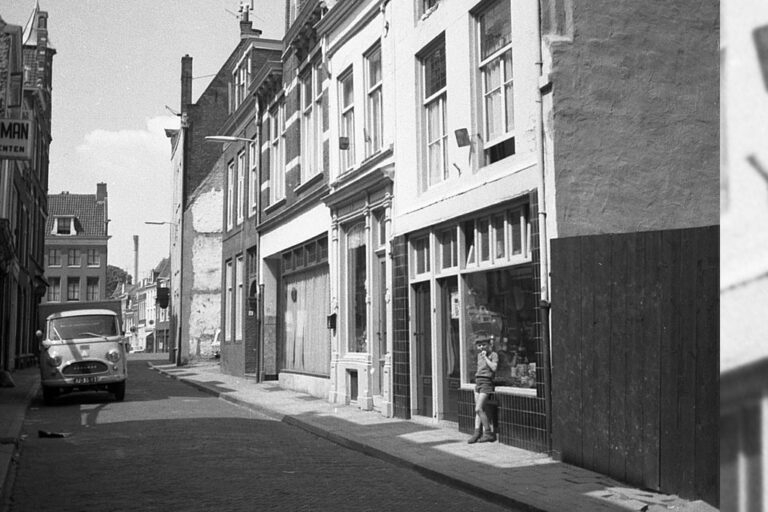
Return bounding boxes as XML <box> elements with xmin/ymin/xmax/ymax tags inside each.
<box><xmin>204</xmin><ymin>135</ymin><xmax>255</xmax><ymax>143</ymax></box>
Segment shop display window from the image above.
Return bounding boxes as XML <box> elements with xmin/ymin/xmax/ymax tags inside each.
<box><xmin>463</xmin><ymin>266</ymin><xmax>536</xmax><ymax>389</ymax></box>
<box><xmin>347</xmin><ymin>223</ymin><xmax>367</xmax><ymax>352</ymax></box>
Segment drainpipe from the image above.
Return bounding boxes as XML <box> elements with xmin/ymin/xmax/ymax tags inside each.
<box><xmin>534</xmin><ymin>2</ymin><xmax>554</xmax><ymax>453</ymax></box>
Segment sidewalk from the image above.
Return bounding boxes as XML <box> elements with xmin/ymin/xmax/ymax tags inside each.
<box><xmin>151</xmin><ymin>361</ymin><xmax>716</xmax><ymax>512</ymax></box>
<box><xmin>0</xmin><ymin>367</ymin><xmax>39</xmax><ymax>507</ymax></box>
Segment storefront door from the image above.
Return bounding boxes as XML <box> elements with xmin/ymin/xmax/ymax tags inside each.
<box><xmin>414</xmin><ymin>282</ymin><xmax>432</xmax><ymax>417</ymax></box>
<box><xmin>439</xmin><ymin>277</ymin><xmax>459</xmax><ymax>422</ymax></box>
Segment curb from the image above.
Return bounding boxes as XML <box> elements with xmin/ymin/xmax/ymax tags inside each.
<box><xmin>149</xmin><ymin>363</ymin><xmax>544</xmax><ymax>512</ymax></box>
<box><xmin>0</xmin><ymin>381</ymin><xmax>39</xmax><ymax>512</ymax></box>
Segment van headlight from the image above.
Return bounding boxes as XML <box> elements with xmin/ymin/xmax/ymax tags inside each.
<box><xmin>46</xmin><ymin>352</ymin><xmax>62</xmax><ymax>367</ymax></box>
<box><xmin>106</xmin><ymin>349</ymin><xmax>121</xmax><ymax>363</ymax></box>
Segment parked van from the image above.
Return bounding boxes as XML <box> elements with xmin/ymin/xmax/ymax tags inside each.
<box><xmin>36</xmin><ymin>309</ymin><xmax>128</xmax><ymax>404</ymax></box>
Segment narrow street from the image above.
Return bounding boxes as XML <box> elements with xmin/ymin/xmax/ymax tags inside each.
<box><xmin>4</xmin><ymin>357</ymin><xmax>519</xmax><ymax>512</ymax></box>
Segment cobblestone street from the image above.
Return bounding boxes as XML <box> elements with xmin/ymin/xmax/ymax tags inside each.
<box><xmin>4</xmin><ymin>359</ymin><xmax>518</xmax><ymax>512</ymax></box>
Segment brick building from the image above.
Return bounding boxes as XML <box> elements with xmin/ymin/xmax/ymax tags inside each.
<box><xmin>0</xmin><ymin>3</ymin><xmax>55</xmax><ymax>372</ymax></box>
<box><xmin>42</xmin><ymin>185</ymin><xmax>109</xmax><ymax>308</ymax></box>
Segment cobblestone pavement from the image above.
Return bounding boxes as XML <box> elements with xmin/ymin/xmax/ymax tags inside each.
<box><xmin>4</xmin><ymin>360</ymin><xmax>521</xmax><ymax>512</ymax></box>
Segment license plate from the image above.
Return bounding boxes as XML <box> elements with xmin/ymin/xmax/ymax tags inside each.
<box><xmin>74</xmin><ymin>377</ymin><xmax>97</xmax><ymax>384</ymax></box>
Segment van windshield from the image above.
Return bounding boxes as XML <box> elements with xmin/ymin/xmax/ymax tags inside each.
<box><xmin>49</xmin><ymin>315</ymin><xmax>118</xmax><ymax>340</ymax></box>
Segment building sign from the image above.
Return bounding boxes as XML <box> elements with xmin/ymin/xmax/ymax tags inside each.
<box><xmin>0</xmin><ymin>119</ymin><xmax>33</xmax><ymax>160</ymax></box>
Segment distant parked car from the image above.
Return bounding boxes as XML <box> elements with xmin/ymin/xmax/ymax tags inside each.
<box><xmin>36</xmin><ymin>309</ymin><xmax>128</xmax><ymax>404</ymax></box>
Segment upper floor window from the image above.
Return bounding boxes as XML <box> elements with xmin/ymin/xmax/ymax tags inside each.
<box><xmin>227</xmin><ymin>160</ymin><xmax>236</xmax><ymax>230</ymax></box>
<box><xmin>233</xmin><ymin>53</ymin><xmax>251</xmax><ymax>111</ymax></box>
<box><xmin>67</xmin><ymin>277</ymin><xmax>80</xmax><ymax>301</ymax></box>
<box><xmin>48</xmin><ymin>277</ymin><xmax>61</xmax><ymax>302</ymax></box>
<box><xmin>249</xmin><ymin>140</ymin><xmax>258</xmax><ymax>217</ymax></box>
<box><xmin>86</xmin><ymin>248</ymin><xmax>100</xmax><ymax>266</ymax></box>
<box><xmin>269</xmin><ymin>103</ymin><xmax>286</xmax><ymax>204</ymax></box>
<box><xmin>365</xmin><ymin>43</ymin><xmax>383</xmax><ymax>157</ymax></box>
<box><xmin>54</xmin><ymin>217</ymin><xmax>76</xmax><ymax>236</ymax></box>
<box><xmin>237</xmin><ymin>150</ymin><xmax>246</xmax><ymax>225</ymax></box>
<box><xmin>67</xmin><ymin>248</ymin><xmax>80</xmax><ymax>267</ymax></box>
<box><xmin>301</xmin><ymin>59</ymin><xmax>324</xmax><ymax>182</ymax></box>
<box><xmin>419</xmin><ymin>0</ymin><xmax>440</xmax><ymax>18</ymax></box>
<box><xmin>338</xmin><ymin>69</ymin><xmax>355</xmax><ymax>173</ymax></box>
<box><xmin>420</xmin><ymin>39</ymin><xmax>448</xmax><ymax>190</ymax></box>
<box><xmin>476</xmin><ymin>0</ymin><xmax>515</xmax><ymax>164</ymax></box>
<box><xmin>48</xmin><ymin>248</ymin><xmax>61</xmax><ymax>267</ymax></box>
<box><xmin>86</xmin><ymin>277</ymin><xmax>100</xmax><ymax>301</ymax></box>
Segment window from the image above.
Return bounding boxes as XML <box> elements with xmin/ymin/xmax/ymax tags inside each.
<box><xmin>476</xmin><ymin>0</ymin><xmax>515</xmax><ymax>163</ymax></box>
<box><xmin>249</xmin><ymin>140</ymin><xmax>258</xmax><ymax>217</ymax></box>
<box><xmin>365</xmin><ymin>44</ymin><xmax>383</xmax><ymax>157</ymax></box>
<box><xmin>463</xmin><ymin>267</ymin><xmax>537</xmax><ymax>389</ymax></box>
<box><xmin>339</xmin><ymin>69</ymin><xmax>355</xmax><ymax>173</ymax></box>
<box><xmin>86</xmin><ymin>248</ymin><xmax>100</xmax><ymax>266</ymax></box>
<box><xmin>236</xmin><ymin>256</ymin><xmax>244</xmax><ymax>342</ymax></box>
<box><xmin>225</xmin><ymin>260</ymin><xmax>233</xmax><ymax>342</ymax></box>
<box><xmin>464</xmin><ymin>206</ymin><xmax>529</xmax><ymax>268</ymax></box>
<box><xmin>421</xmin><ymin>40</ymin><xmax>448</xmax><ymax>189</ymax></box>
<box><xmin>347</xmin><ymin>223</ymin><xmax>367</xmax><ymax>352</ymax></box>
<box><xmin>55</xmin><ymin>217</ymin><xmax>74</xmax><ymax>235</ymax></box>
<box><xmin>67</xmin><ymin>248</ymin><xmax>80</xmax><ymax>267</ymax></box>
<box><xmin>233</xmin><ymin>52</ymin><xmax>251</xmax><ymax>111</ymax></box>
<box><xmin>301</xmin><ymin>60</ymin><xmax>324</xmax><ymax>182</ymax></box>
<box><xmin>440</xmin><ymin>229</ymin><xmax>458</xmax><ymax>270</ymax></box>
<box><xmin>412</xmin><ymin>236</ymin><xmax>431</xmax><ymax>276</ymax></box>
<box><xmin>237</xmin><ymin>150</ymin><xmax>246</xmax><ymax>225</ymax></box>
<box><xmin>86</xmin><ymin>277</ymin><xmax>99</xmax><ymax>301</ymax></box>
<box><xmin>47</xmin><ymin>277</ymin><xmax>60</xmax><ymax>302</ymax></box>
<box><xmin>269</xmin><ymin>104</ymin><xmax>286</xmax><ymax>203</ymax></box>
<box><xmin>419</xmin><ymin>0</ymin><xmax>440</xmax><ymax>18</ymax></box>
<box><xmin>48</xmin><ymin>248</ymin><xmax>61</xmax><ymax>267</ymax></box>
<box><xmin>227</xmin><ymin>160</ymin><xmax>235</xmax><ymax>230</ymax></box>
<box><xmin>67</xmin><ymin>277</ymin><xmax>80</xmax><ymax>301</ymax></box>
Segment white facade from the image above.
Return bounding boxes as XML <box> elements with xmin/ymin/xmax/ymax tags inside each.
<box><xmin>321</xmin><ymin>0</ymin><xmax>396</xmax><ymax>415</ymax></box>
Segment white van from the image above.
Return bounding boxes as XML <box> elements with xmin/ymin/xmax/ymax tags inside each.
<box><xmin>37</xmin><ymin>309</ymin><xmax>128</xmax><ymax>404</ymax></box>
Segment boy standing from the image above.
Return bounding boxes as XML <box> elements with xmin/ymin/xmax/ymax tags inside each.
<box><xmin>468</xmin><ymin>337</ymin><xmax>498</xmax><ymax>444</ymax></box>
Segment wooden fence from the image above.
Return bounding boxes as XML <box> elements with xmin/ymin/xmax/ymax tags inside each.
<box><xmin>550</xmin><ymin>226</ymin><xmax>718</xmax><ymax>506</ymax></box>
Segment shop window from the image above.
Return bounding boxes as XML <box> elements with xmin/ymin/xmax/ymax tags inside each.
<box><xmin>412</xmin><ymin>236</ymin><xmax>430</xmax><ymax>276</ymax></box>
<box><xmin>347</xmin><ymin>223</ymin><xmax>367</xmax><ymax>353</ymax></box>
<box><xmin>440</xmin><ymin>229</ymin><xmax>457</xmax><ymax>270</ymax></box>
<box><xmin>464</xmin><ymin>267</ymin><xmax>536</xmax><ymax>390</ymax></box>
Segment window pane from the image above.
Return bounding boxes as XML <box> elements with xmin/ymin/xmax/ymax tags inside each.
<box><xmin>463</xmin><ymin>268</ymin><xmax>536</xmax><ymax>388</ymax></box>
<box><xmin>493</xmin><ymin>215</ymin><xmax>505</xmax><ymax>259</ymax></box>
<box><xmin>424</xmin><ymin>44</ymin><xmax>446</xmax><ymax>97</ymax></box>
<box><xmin>342</xmin><ymin>73</ymin><xmax>354</xmax><ymax>107</ymax></box>
<box><xmin>511</xmin><ymin>210</ymin><xmax>522</xmax><ymax>255</ymax></box>
<box><xmin>441</xmin><ymin>229</ymin><xmax>457</xmax><ymax>269</ymax></box>
<box><xmin>479</xmin><ymin>0</ymin><xmax>511</xmax><ymax>59</ymax></box>
<box><xmin>478</xmin><ymin>218</ymin><xmax>490</xmax><ymax>261</ymax></box>
<box><xmin>348</xmin><ymin>224</ymin><xmax>367</xmax><ymax>353</ymax></box>
<box><xmin>368</xmin><ymin>48</ymin><xmax>382</xmax><ymax>84</ymax></box>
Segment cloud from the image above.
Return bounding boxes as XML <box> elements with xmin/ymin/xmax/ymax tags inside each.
<box><xmin>57</xmin><ymin>116</ymin><xmax>180</xmax><ymax>280</ymax></box>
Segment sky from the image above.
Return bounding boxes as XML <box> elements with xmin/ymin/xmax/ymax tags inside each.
<box><xmin>0</xmin><ymin>0</ymin><xmax>284</xmax><ymax>281</ymax></box>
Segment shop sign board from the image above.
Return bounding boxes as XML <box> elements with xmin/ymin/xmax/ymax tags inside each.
<box><xmin>0</xmin><ymin>119</ymin><xmax>33</xmax><ymax>160</ymax></box>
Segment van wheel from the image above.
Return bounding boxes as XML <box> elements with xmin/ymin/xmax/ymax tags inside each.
<box><xmin>42</xmin><ymin>387</ymin><xmax>58</xmax><ymax>405</ymax></box>
<box><xmin>111</xmin><ymin>382</ymin><xmax>126</xmax><ymax>401</ymax></box>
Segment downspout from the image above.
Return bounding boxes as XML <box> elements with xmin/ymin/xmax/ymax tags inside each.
<box><xmin>534</xmin><ymin>1</ymin><xmax>554</xmax><ymax>452</ymax></box>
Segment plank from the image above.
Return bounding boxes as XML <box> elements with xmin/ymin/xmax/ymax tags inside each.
<box><xmin>659</xmin><ymin>229</ymin><xmax>683</xmax><ymax>493</ymax></box>
<box><xmin>693</xmin><ymin>226</ymin><xmax>719</xmax><ymax>505</ymax></box>
<box><xmin>608</xmin><ymin>234</ymin><xmax>628</xmax><ymax>481</ymax></box>
<box><xmin>642</xmin><ymin>230</ymin><xmax>662</xmax><ymax>491</ymax></box>
<box><xmin>551</xmin><ymin>237</ymin><xmax>583</xmax><ymax>463</ymax></box>
<box><xmin>624</xmin><ymin>232</ymin><xmax>645</xmax><ymax>486</ymax></box>
<box><xmin>590</xmin><ymin>234</ymin><xmax>612</xmax><ymax>475</ymax></box>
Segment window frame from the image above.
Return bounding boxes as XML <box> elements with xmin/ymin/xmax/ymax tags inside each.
<box><xmin>419</xmin><ymin>39</ymin><xmax>448</xmax><ymax>190</ymax></box>
<box><xmin>300</xmin><ymin>59</ymin><xmax>324</xmax><ymax>183</ymax></box>
<box><xmin>269</xmin><ymin>103</ymin><xmax>286</xmax><ymax>204</ymax></box>
<box><xmin>86</xmin><ymin>277</ymin><xmax>99</xmax><ymax>301</ymax></box>
<box><xmin>475</xmin><ymin>0</ymin><xmax>515</xmax><ymax>163</ymax></box>
<box><xmin>67</xmin><ymin>277</ymin><xmax>80</xmax><ymax>301</ymax></box>
<box><xmin>86</xmin><ymin>248</ymin><xmax>100</xmax><ymax>267</ymax></box>
<box><xmin>237</xmin><ymin>149</ymin><xmax>246</xmax><ymax>225</ymax></box>
<box><xmin>227</xmin><ymin>159</ymin><xmax>236</xmax><ymax>230</ymax></box>
<box><xmin>48</xmin><ymin>248</ymin><xmax>61</xmax><ymax>267</ymax></box>
<box><xmin>364</xmin><ymin>42</ymin><xmax>383</xmax><ymax>158</ymax></box>
<box><xmin>338</xmin><ymin>67</ymin><xmax>356</xmax><ymax>173</ymax></box>
<box><xmin>249</xmin><ymin>140</ymin><xmax>258</xmax><ymax>217</ymax></box>
<box><xmin>225</xmin><ymin>260</ymin><xmax>233</xmax><ymax>342</ymax></box>
<box><xmin>48</xmin><ymin>277</ymin><xmax>61</xmax><ymax>302</ymax></box>
<box><xmin>67</xmin><ymin>248</ymin><xmax>80</xmax><ymax>267</ymax></box>
<box><xmin>236</xmin><ymin>256</ymin><xmax>244</xmax><ymax>342</ymax></box>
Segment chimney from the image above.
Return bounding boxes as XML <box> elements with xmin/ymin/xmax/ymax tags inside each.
<box><xmin>239</xmin><ymin>1</ymin><xmax>262</xmax><ymax>38</ymax></box>
<box><xmin>181</xmin><ymin>55</ymin><xmax>192</xmax><ymax>112</ymax></box>
<box><xmin>133</xmin><ymin>235</ymin><xmax>139</xmax><ymax>286</ymax></box>
<box><xmin>96</xmin><ymin>182</ymin><xmax>107</xmax><ymax>202</ymax></box>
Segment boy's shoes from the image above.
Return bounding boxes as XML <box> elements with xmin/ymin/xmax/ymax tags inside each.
<box><xmin>467</xmin><ymin>429</ymin><xmax>483</xmax><ymax>444</ymax></box>
<box><xmin>478</xmin><ymin>431</ymin><xmax>496</xmax><ymax>443</ymax></box>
